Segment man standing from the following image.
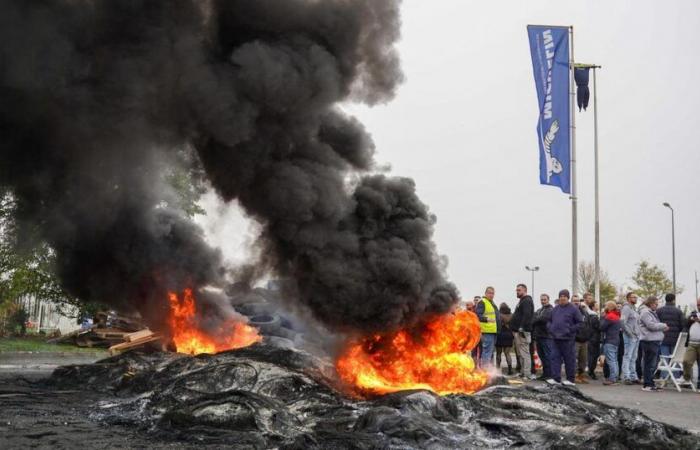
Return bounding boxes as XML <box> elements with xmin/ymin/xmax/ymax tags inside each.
<box><xmin>584</xmin><ymin>293</ymin><xmax>601</xmax><ymax>380</ymax></box>
<box><xmin>638</xmin><ymin>296</ymin><xmax>669</xmax><ymax>392</ymax></box>
<box><xmin>680</xmin><ymin>297</ymin><xmax>700</xmax><ymax>389</ymax></box>
<box><xmin>532</xmin><ymin>293</ymin><xmax>554</xmax><ymax>380</ymax></box>
<box><xmin>572</xmin><ymin>295</ymin><xmax>593</xmax><ymax>383</ymax></box>
<box><xmin>476</xmin><ymin>286</ymin><xmax>500</xmax><ymax>368</ymax></box>
<box><xmin>511</xmin><ymin>283</ymin><xmax>535</xmax><ymax>380</ymax></box>
<box><xmin>620</xmin><ymin>292</ymin><xmax>641</xmax><ymax>384</ymax></box>
<box><xmin>546</xmin><ymin>289</ymin><xmax>583</xmax><ymax>386</ymax></box>
<box><xmin>656</xmin><ymin>293</ymin><xmax>685</xmax><ymax>379</ymax></box>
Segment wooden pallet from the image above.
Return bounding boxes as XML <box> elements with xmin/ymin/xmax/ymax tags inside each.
<box><xmin>108</xmin><ymin>330</ymin><xmax>163</xmax><ymax>355</ymax></box>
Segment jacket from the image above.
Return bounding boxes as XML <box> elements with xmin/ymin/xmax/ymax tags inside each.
<box><xmin>496</xmin><ymin>312</ymin><xmax>514</xmax><ymax>348</ymax></box>
<box><xmin>588</xmin><ymin>309</ymin><xmax>601</xmax><ymax>344</ymax></box>
<box><xmin>600</xmin><ymin>310</ymin><xmax>621</xmax><ymax>346</ymax></box>
<box><xmin>476</xmin><ymin>298</ymin><xmax>500</xmax><ymax>334</ymax></box>
<box><xmin>620</xmin><ymin>303</ymin><xmax>640</xmax><ymax>338</ymax></box>
<box><xmin>656</xmin><ymin>304</ymin><xmax>685</xmax><ymax>347</ymax></box>
<box><xmin>510</xmin><ymin>295</ymin><xmax>534</xmax><ymax>332</ymax></box>
<box><xmin>547</xmin><ymin>302</ymin><xmax>583</xmax><ymax>340</ymax></box>
<box><xmin>575</xmin><ymin>306</ymin><xmax>594</xmax><ymax>343</ymax></box>
<box><xmin>638</xmin><ymin>305</ymin><xmax>667</xmax><ymax>342</ymax></box>
<box><xmin>532</xmin><ymin>304</ymin><xmax>553</xmax><ymax>339</ymax></box>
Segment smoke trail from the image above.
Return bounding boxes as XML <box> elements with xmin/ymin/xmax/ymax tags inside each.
<box><xmin>0</xmin><ymin>0</ymin><xmax>457</xmax><ymax>333</ymax></box>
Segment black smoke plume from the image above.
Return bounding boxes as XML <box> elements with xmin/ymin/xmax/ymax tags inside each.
<box><xmin>0</xmin><ymin>0</ymin><xmax>457</xmax><ymax>333</ymax></box>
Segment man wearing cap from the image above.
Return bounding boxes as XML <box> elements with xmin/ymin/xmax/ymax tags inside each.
<box><xmin>546</xmin><ymin>289</ymin><xmax>583</xmax><ymax>386</ymax></box>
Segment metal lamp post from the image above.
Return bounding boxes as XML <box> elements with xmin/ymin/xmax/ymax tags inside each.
<box><xmin>525</xmin><ymin>266</ymin><xmax>540</xmax><ymax>297</ymax></box>
<box><xmin>662</xmin><ymin>202</ymin><xmax>676</xmax><ymax>295</ymax></box>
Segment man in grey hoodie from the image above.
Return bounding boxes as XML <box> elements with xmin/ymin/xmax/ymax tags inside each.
<box><xmin>638</xmin><ymin>296</ymin><xmax>669</xmax><ymax>392</ymax></box>
<box><xmin>620</xmin><ymin>292</ymin><xmax>641</xmax><ymax>384</ymax></box>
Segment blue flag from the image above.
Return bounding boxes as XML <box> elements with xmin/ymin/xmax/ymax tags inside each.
<box><xmin>527</xmin><ymin>25</ymin><xmax>570</xmax><ymax>194</ymax></box>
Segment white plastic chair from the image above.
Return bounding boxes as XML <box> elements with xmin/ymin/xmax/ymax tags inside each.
<box><xmin>659</xmin><ymin>332</ymin><xmax>697</xmax><ymax>392</ymax></box>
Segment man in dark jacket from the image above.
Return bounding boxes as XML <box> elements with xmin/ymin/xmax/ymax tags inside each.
<box><xmin>573</xmin><ymin>294</ymin><xmax>593</xmax><ymax>383</ymax></box>
<box><xmin>584</xmin><ymin>294</ymin><xmax>601</xmax><ymax>380</ymax></box>
<box><xmin>532</xmin><ymin>293</ymin><xmax>554</xmax><ymax>380</ymax></box>
<box><xmin>546</xmin><ymin>289</ymin><xmax>583</xmax><ymax>385</ymax></box>
<box><xmin>511</xmin><ymin>283</ymin><xmax>535</xmax><ymax>380</ymax></box>
<box><xmin>656</xmin><ymin>293</ymin><xmax>685</xmax><ymax>378</ymax></box>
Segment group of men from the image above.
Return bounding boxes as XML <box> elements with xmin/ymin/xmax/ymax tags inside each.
<box><xmin>466</xmin><ymin>285</ymin><xmax>700</xmax><ymax>391</ymax></box>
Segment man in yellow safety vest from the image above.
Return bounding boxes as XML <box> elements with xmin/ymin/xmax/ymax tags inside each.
<box><xmin>476</xmin><ymin>286</ymin><xmax>500</xmax><ymax>367</ymax></box>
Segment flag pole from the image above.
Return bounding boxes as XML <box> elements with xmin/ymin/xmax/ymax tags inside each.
<box><xmin>575</xmin><ymin>62</ymin><xmax>602</xmax><ymax>306</ymax></box>
<box><xmin>593</xmin><ymin>66</ymin><xmax>600</xmax><ymax>310</ymax></box>
<box><xmin>569</xmin><ymin>26</ymin><xmax>578</xmax><ymax>296</ymax></box>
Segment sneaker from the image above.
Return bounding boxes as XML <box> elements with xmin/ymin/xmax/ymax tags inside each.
<box><xmin>679</xmin><ymin>380</ymin><xmax>693</xmax><ymax>388</ymax></box>
<box><xmin>633</xmin><ymin>379</ymin><xmax>642</xmax><ymax>385</ymax></box>
<box><xmin>603</xmin><ymin>380</ymin><xmax>614</xmax><ymax>386</ymax></box>
<box><xmin>623</xmin><ymin>380</ymin><xmax>634</xmax><ymax>385</ymax></box>
<box><xmin>561</xmin><ymin>380</ymin><xmax>576</xmax><ymax>387</ymax></box>
<box><xmin>641</xmin><ymin>386</ymin><xmax>658</xmax><ymax>392</ymax></box>
<box><xmin>528</xmin><ymin>374</ymin><xmax>538</xmax><ymax>381</ymax></box>
<box><xmin>546</xmin><ymin>378</ymin><xmax>560</xmax><ymax>385</ymax></box>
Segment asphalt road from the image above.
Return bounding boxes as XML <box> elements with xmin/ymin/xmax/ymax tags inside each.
<box><xmin>576</xmin><ymin>380</ymin><xmax>700</xmax><ymax>434</ymax></box>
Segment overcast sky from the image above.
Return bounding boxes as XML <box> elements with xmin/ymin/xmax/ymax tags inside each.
<box><xmin>199</xmin><ymin>0</ymin><xmax>700</xmax><ymax>311</ymax></box>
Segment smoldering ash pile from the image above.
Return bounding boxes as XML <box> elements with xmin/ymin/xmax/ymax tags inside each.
<box><xmin>0</xmin><ymin>0</ymin><xmax>457</xmax><ymax>333</ymax></box>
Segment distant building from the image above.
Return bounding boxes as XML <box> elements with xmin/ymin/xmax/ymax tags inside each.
<box><xmin>16</xmin><ymin>295</ymin><xmax>79</xmax><ymax>335</ymax></box>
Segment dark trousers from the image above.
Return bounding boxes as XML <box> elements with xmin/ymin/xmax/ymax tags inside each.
<box><xmin>536</xmin><ymin>337</ymin><xmax>553</xmax><ymax>379</ymax></box>
<box><xmin>495</xmin><ymin>346</ymin><xmax>513</xmax><ymax>372</ymax></box>
<box><xmin>587</xmin><ymin>340</ymin><xmax>601</xmax><ymax>377</ymax></box>
<box><xmin>639</xmin><ymin>340</ymin><xmax>660</xmax><ymax>388</ymax></box>
<box><xmin>550</xmin><ymin>339</ymin><xmax>576</xmax><ymax>382</ymax></box>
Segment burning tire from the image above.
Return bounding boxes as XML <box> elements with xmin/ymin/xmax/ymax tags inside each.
<box><xmin>248</xmin><ymin>314</ymin><xmax>281</xmax><ymax>335</ymax></box>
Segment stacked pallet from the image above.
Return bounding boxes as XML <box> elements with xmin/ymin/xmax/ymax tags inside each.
<box><xmin>107</xmin><ymin>329</ymin><xmax>163</xmax><ymax>355</ymax></box>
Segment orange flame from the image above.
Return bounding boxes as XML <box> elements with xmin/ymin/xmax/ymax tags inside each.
<box><xmin>336</xmin><ymin>309</ymin><xmax>489</xmax><ymax>395</ymax></box>
<box><xmin>167</xmin><ymin>288</ymin><xmax>261</xmax><ymax>355</ymax></box>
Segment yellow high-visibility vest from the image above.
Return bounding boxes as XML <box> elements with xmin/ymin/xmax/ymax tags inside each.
<box><xmin>480</xmin><ymin>299</ymin><xmax>497</xmax><ymax>334</ymax></box>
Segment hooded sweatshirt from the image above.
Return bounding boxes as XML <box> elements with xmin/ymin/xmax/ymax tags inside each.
<box><xmin>620</xmin><ymin>302</ymin><xmax>640</xmax><ymax>338</ymax></box>
<box><xmin>547</xmin><ymin>302</ymin><xmax>583</xmax><ymax>340</ymax></box>
<box><xmin>638</xmin><ymin>305</ymin><xmax>666</xmax><ymax>342</ymax></box>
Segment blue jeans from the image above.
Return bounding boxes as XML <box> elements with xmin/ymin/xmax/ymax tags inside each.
<box><xmin>550</xmin><ymin>339</ymin><xmax>576</xmax><ymax>382</ymax></box>
<box><xmin>603</xmin><ymin>343</ymin><xmax>619</xmax><ymax>382</ymax></box>
<box><xmin>640</xmin><ymin>340</ymin><xmax>661</xmax><ymax>388</ymax></box>
<box><xmin>536</xmin><ymin>337</ymin><xmax>553</xmax><ymax>379</ymax></box>
<box><xmin>621</xmin><ymin>334</ymin><xmax>639</xmax><ymax>381</ymax></box>
<box><xmin>481</xmin><ymin>333</ymin><xmax>496</xmax><ymax>367</ymax></box>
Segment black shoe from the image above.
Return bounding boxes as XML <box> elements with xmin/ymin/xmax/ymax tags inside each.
<box><xmin>589</xmin><ymin>375</ymin><xmax>598</xmax><ymax>380</ymax></box>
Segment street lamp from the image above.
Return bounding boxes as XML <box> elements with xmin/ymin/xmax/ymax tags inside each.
<box><xmin>525</xmin><ymin>266</ymin><xmax>540</xmax><ymax>297</ymax></box>
<box><xmin>662</xmin><ymin>202</ymin><xmax>676</xmax><ymax>295</ymax></box>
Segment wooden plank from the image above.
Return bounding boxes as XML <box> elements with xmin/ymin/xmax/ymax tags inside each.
<box><xmin>92</xmin><ymin>329</ymin><xmax>130</xmax><ymax>339</ymax></box>
<box><xmin>124</xmin><ymin>328</ymin><xmax>154</xmax><ymax>342</ymax></box>
<box><xmin>108</xmin><ymin>334</ymin><xmax>162</xmax><ymax>355</ymax></box>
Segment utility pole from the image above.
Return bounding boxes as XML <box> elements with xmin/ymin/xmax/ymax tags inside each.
<box><xmin>662</xmin><ymin>202</ymin><xmax>676</xmax><ymax>295</ymax></box>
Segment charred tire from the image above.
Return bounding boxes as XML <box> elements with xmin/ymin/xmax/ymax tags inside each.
<box><xmin>249</xmin><ymin>314</ymin><xmax>281</xmax><ymax>335</ymax></box>
<box><xmin>268</xmin><ymin>326</ymin><xmax>297</xmax><ymax>341</ymax></box>
<box><xmin>237</xmin><ymin>302</ymin><xmax>273</xmax><ymax>317</ymax></box>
